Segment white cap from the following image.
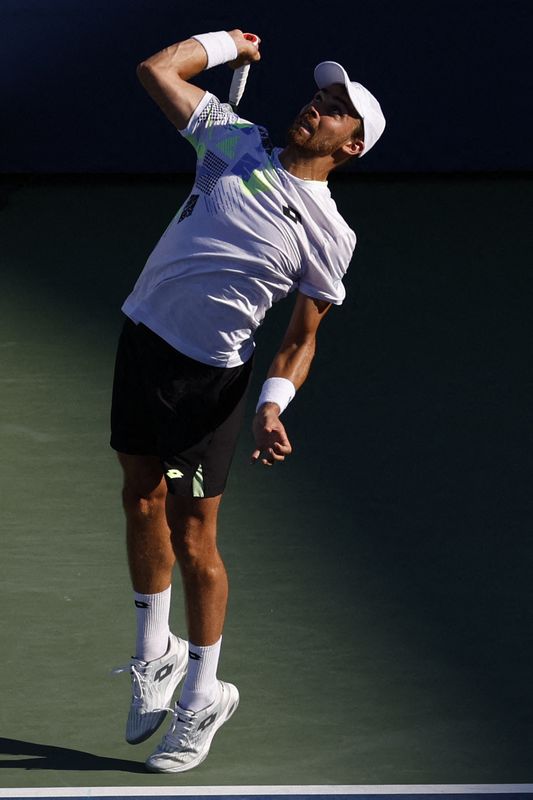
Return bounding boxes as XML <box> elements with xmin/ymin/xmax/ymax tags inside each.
<box><xmin>314</xmin><ymin>61</ymin><xmax>386</xmax><ymax>157</ymax></box>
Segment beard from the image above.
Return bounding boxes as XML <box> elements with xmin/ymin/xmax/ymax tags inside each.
<box><xmin>286</xmin><ymin>115</ymin><xmax>342</xmax><ymax>157</ymax></box>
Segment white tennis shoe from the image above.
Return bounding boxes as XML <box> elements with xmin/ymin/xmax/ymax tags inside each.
<box><xmin>114</xmin><ymin>633</ymin><xmax>189</xmax><ymax>744</ymax></box>
<box><xmin>145</xmin><ymin>680</ymin><xmax>239</xmax><ymax>773</ymax></box>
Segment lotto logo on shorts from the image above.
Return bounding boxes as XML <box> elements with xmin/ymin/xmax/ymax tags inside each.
<box><xmin>166</xmin><ymin>469</ymin><xmax>184</xmax><ymax>479</ymax></box>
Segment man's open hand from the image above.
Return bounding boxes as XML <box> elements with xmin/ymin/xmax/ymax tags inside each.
<box><xmin>251</xmin><ymin>404</ymin><xmax>292</xmax><ymax>466</ymax></box>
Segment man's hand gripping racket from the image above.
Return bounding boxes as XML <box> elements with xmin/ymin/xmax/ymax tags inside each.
<box><xmin>228</xmin><ymin>32</ymin><xmax>260</xmax><ymax>108</ymax></box>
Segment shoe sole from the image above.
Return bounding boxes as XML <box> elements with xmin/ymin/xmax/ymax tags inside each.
<box><xmin>127</xmin><ymin>708</ymin><xmax>168</xmax><ymax>745</ymax></box>
<box><xmin>145</xmin><ymin>684</ymin><xmax>239</xmax><ymax>773</ymax></box>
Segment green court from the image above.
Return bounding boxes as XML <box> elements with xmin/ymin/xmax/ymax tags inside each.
<box><xmin>1</xmin><ymin>174</ymin><xmax>532</xmax><ymax>790</ymax></box>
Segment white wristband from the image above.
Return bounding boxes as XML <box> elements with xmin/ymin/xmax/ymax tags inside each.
<box><xmin>191</xmin><ymin>31</ymin><xmax>238</xmax><ymax>69</ymax></box>
<box><xmin>256</xmin><ymin>377</ymin><xmax>296</xmax><ymax>415</ymax></box>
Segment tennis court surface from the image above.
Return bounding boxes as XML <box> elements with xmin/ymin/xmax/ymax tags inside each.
<box><xmin>1</xmin><ymin>174</ymin><xmax>532</xmax><ymax>791</ymax></box>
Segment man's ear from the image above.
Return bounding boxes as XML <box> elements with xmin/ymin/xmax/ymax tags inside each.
<box><xmin>342</xmin><ymin>136</ymin><xmax>364</xmax><ymax>158</ymax></box>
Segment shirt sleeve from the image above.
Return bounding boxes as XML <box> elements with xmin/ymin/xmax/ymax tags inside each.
<box><xmin>179</xmin><ymin>92</ymin><xmax>241</xmax><ymax>155</ymax></box>
<box><xmin>298</xmin><ymin>230</ymin><xmax>356</xmax><ymax>305</ymax></box>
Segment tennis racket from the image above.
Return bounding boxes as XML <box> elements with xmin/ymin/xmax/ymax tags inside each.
<box><xmin>229</xmin><ymin>33</ymin><xmax>259</xmax><ymax>108</ymax></box>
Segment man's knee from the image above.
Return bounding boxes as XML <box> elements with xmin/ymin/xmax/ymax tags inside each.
<box><xmin>168</xmin><ymin>496</ymin><xmax>221</xmax><ymax>566</ymax></box>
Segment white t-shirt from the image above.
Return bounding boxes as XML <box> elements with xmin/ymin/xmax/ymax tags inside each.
<box><xmin>123</xmin><ymin>92</ymin><xmax>357</xmax><ymax>367</ymax></box>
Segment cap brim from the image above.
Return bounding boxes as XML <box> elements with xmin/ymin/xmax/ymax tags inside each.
<box><xmin>314</xmin><ymin>61</ymin><xmax>362</xmax><ymax>120</ymax></box>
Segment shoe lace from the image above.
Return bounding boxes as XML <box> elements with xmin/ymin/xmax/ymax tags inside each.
<box><xmin>112</xmin><ymin>663</ymin><xmax>146</xmax><ymax>704</ymax></box>
<box><xmin>161</xmin><ymin>708</ymin><xmax>195</xmax><ymax>750</ymax></box>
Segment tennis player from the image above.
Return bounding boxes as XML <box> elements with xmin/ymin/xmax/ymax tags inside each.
<box><xmin>110</xmin><ymin>28</ymin><xmax>385</xmax><ymax>773</ymax></box>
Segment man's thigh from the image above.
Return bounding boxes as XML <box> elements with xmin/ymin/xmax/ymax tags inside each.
<box><xmin>118</xmin><ymin>452</ymin><xmax>166</xmax><ymax>498</ymax></box>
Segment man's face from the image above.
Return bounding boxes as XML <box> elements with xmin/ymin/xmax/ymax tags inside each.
<box><xmin>287</xmin><ymin>83</ymin><xmax>362</xmax><ymax>157</ymax></box>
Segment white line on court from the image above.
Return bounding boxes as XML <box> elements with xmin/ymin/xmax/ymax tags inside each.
<box><xmin>1</xmin><ymin>786</ymin><xmax>533</xmax><ymax>798</ymax></box>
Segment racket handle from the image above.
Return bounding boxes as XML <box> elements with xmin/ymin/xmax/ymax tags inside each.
<box><xmin>228</xmin><ymin>33</ymin><xmax>259</xmax><ymax>107</ymax></box>
<box><xmin>229</xmin><ymin>64</ymin><xmax>250</xmax><ymax>107</ymax></box>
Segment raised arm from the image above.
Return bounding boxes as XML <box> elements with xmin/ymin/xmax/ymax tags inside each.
<box><xmin>136</xmin><ymin>29</ymin><xmax>261</xmax><ymax>130</ymax></box>
<box><xmin>251</xmin><ymin>292</ymin><xmax>332</xmax><ymax>466</ymax></box>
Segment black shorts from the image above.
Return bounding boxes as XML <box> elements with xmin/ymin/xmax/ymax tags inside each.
<box><xmin>110</xmin><ymin>318</ymin><xmax>253</xmax><ymax>498</ymax></box>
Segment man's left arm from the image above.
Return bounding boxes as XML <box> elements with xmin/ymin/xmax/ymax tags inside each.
<box><xmin>251</xmin><ymin>292</ymin><xmax>331</xmax><ymax>466</ymax></box>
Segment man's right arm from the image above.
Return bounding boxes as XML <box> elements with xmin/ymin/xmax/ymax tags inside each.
<box><xmin>136</xmin><ymin>30</ymin><xmax>260</xmax><ymax>131</ymax></box>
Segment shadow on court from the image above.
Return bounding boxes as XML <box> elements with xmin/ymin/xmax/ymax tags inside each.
<box><xmin>0</xmin><ymin>737</ymin><xmax>146</xmax><ymax>773</ymax></box>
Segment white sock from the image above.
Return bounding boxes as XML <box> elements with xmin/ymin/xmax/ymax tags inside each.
<box><xmin>133</xmin><ymin>586</ymin><xmax>171</xmax><ymax>662</ymax></box>
<box><xmin>179</xmin><ymin>637</ymin><xmax>222</xmax><ymax>712</ymax></box>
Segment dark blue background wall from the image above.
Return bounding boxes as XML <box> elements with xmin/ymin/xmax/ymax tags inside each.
<box><xmin>2</xmin><ymin>0</ymin><xmax>532</xmax><ymax>173</ymax></box>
